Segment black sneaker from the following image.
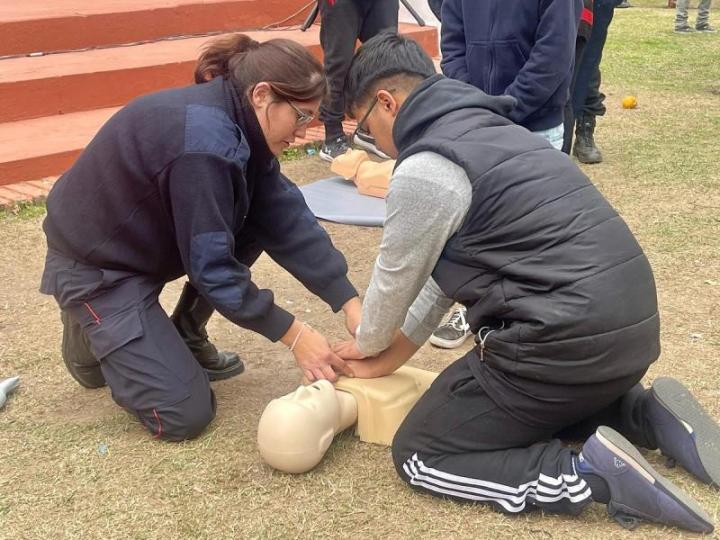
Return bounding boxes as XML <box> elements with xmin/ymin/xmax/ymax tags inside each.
<box><xmin>352</xmin><ymin>132</ymin><xmax>390</xmax><ymax>160</ymax></box>
<box><xmin>429</xmin><ymin>306</ymin><xmax>472</xmax><ymax>349</ymax></box>
<box><xmin>319</xmin><ymin>135</ymin><xmax>350</xmax><ymax>162</ymax></box>
<box><xmin>696</xmin><ymin>24</ymin><xmax>717</xmax><ymax>32</ymax></box>
<box><xmin>674</xmin><ymin>25</ymin><xmax>696</xmax><ymax>33</ymax></box>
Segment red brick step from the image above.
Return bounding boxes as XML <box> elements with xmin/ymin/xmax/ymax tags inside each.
<box><xmin>0</xmin><ymin>0</ymin><xmax>312</xmax><ymax>56</ymax></box>
<box><xmin>0</xmin><ymin>24</ymin><xmax>438</xmax><ymax>123</ymax></box>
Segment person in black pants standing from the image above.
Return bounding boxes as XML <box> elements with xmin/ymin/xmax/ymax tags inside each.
<box><xmin>569</xmin><ymin>0</ymin><xmax>623</xmax><ymax>163</ymax></box>
<box><xmin>318</xmin><ymin>0</ymin><xmax>399</xmax><ymax>162</ymax></box>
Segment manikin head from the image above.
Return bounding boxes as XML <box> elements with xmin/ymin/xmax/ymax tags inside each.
<box><xmin>195</xmin><ymin>34</ymin><xmax>326</xmax><ymax>156</ymax></box>
<box><xmin>257</xmin><ymin>380</ymin><xmax>357</xmax><ymax>474</ymax></box>
<box><xmin>344</xmin><ymin>33</ymin><xmax>436</xmax><ymax>159</ymax></box>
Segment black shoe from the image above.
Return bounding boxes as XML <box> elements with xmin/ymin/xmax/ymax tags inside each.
<box><xmin>60</xmin><ymin>310</ymin><xmax>106</xmax><ymax>388</ymax></box>
<box><xmin>617</xmin><ymin>0</ymin><xmax>632</xmax><ymax>7</ymax></box>
<box><xmin>674</xmin><ymin>25</ymin><xmax>696</xmax><ymax>33</ymax></box>
<box><xmin>573</xmin><ymin>113</ymin><xmax>603</xmax><ymax>164</ymax></box>
<box><xmin>319</xmin><ymin>135</ymin><xmax>350</xmax><ymax>162</ymax></box>
<box><xmin>695</xmin><ymin>24</ymin><xmax>717</xmax><ymax>32</ymax></box>
<box><xmin>172</xmin><ymin>283</ymin><xmax>245</xmax><ymax>382</ymax></box>
<box><xmin>352</xmin><ymin>131</ymin><xmax>391</xmax><ymax>160</ymax></box>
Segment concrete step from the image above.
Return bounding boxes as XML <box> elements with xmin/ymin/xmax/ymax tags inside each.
<box><xmin>1</xmin><ymin>0</ymin><xmax>313</xmax><ymax>56</ymax></box>
<box><xmin>0</xmin><ymin>23</ymin><xmax>438</xmax><ymax>123</ymax></box>
<box><xmin>0</xmin><ymin>119</ymin><xmax>358</xmax><ymax>203</ymax></box>
<box><xmin>0</xmin><ymin>107</ymin><xmax>120</xmax><ymax>186</ymax></box>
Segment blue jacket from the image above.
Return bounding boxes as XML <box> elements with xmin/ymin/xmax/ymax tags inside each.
<box><xmin>42</xmin><ymin>76</ymin><xmax>357</xmax><ymax>341</ymax></box>
<box><xmin>440</xmin><ymin>0</ymin><xmax>582</xmax><ymax>131</ymax></box>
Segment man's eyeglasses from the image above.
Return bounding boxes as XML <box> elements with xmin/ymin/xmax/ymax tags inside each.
<box><xmin>285</xmin><ymin>99</ymin><xmax>315</xmax><ymax>127</ymax></box>
<box><xmin>352</xmin><ymin>95</ymin><xmax>379</xmax><ymax>140</ymax></box>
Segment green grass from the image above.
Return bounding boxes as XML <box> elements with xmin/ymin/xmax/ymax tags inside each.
<box><xmin>0</xmin><ymin>200</ymin><xmax>46</xmax><ymax>221</ymax></box>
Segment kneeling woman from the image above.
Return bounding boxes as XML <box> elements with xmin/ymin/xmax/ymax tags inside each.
<box><xmin>40</xmin><ymin>35</ymin><xmax>361</xmax><ymax>441</ymax></box>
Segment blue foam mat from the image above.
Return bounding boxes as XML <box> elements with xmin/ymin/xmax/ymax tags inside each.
<box><xmin>299</xmin><ymin>176</ymin><xmax>386</xmax><ymax>227</ymax></box>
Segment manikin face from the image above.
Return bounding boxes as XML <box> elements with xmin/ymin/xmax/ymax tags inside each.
<box><xmin>250</xmin><ymin>82</ymin><xmax>321</xmax><ymax>156</ymax></box>
<box><xmin>257</xmin><ymin>380</ymin><xmax>340</xmax><ymax>473</ymax></box>
<box><xmin>280</xmin><ymin>379</ymin><xmax>339</xmax><ymax>418</ymax></box>
<box><xmin>352</xmin><ymin>88</ymin><xmax>402</xmax><ymax>159</ymax></box>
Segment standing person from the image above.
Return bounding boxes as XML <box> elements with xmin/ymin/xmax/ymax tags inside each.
<box><xmin>318</xmin><ymin>0</ymin><xmax>399</xmax><ymax>161</ymax></box>
<box><xmin>563</xmin><ymin>0</ymin><xmax>595</xmax><ymax>155</ymax></box>
<box><xmin>440</xmin><ymin>0</ymin><xmax>582</xmax><ymax>151</ymax></box>
<box><xmin>570</xmin><ymin>0</ymin><xmax>622</xmax><ymax>164</ymax></box>
<box><xmin>40</xmin><ymin>35</ymin><xmax>362</xmax><ymax>442</ymax></box>
<box><xmin>334</xmin><ymin>33</ymin><xmax>719</xmax><ymax>533</ymax></box>
<box><xmin>675</xmin><ymin>0</ymin><xmax>715</xmax><ymax>32</ymax></box>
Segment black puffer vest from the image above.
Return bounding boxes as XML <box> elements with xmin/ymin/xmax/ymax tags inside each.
<box><xmin>395</xmin><ymin>75</ymin><xmax>659</xmax><ymax>384</ymax></box>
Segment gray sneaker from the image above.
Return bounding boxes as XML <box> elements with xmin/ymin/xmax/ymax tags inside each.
<box><xmin>696</xmin><ymin>24</ymin><xmax>717</xmax><ymax>32</ymax></box>
<box><xmin>578</xmin><ymin>426</ymin><xmax>714</xmax><ymax>533</ymax></box>
<box><xmin>647</xmin><ymin>377</ymin><xmax>720</xmax><ymax>487</ymax></box>
<box><xmin>352</xmin><ymin>131</ymin><xmax>391</xmax><ymax>160</ymax></box>
<box><xmin>429</xmin><ymin>306</ymin><xmax>472</xmax><ymax>349</ymax></box>
<box><xmin>674</xmin><ymin>25</ymin><xmax>696</xmax><ymax>33</ymax></box>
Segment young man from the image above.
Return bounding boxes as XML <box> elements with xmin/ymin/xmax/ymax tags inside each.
<box><xmin>334</xmin><ymin>33</ymin><xmax>719</xmax><ymax>532</ymax></box>
<box><xmin>318</xmin><ymin>0</ymin><xmax>399</xmax><ymax>161</ymax></box>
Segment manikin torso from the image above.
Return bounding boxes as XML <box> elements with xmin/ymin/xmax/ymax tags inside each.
<box><xmin>257</xmin><ymin>367</ymin><xmax>437</xmax><ymax>473</ymax></box>
<box><xmin>330</xmin><ymin>148</ymin><xmax>394</xmax><ymax>199</ymax></box>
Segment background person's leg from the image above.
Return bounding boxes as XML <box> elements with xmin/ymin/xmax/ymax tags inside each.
<box><xmin>319</xmin><ymin>0</ymin><xmax>363</xmax><ymax>160</ymax></box>
<box><xmin>563</xmin><ymin>36</ymin><xmax>588</xmax><ymax>154</ymax></box>
<box><xmin>359</xmin><ymin>0</ymin><xmax>399</xmax><ymax>42</ymax></box>
<box><xmin>695</xmin><ymin>0</ymin><xmax>714</xmax><ymax>29</ymax></box>
<box><xmin>675</xmin><ymin>0</ymin><xmax>691</xmax><ymax>29</ymax></box>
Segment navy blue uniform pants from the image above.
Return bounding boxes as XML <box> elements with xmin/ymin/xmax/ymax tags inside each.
<box><xmin>43</xmin><ymin>252</ymin><xmax>217</xmax><ymax>441</ymax></box>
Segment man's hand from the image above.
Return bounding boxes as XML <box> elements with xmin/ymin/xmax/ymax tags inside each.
<box><xmin>341</xmin><ymin>296</ymin><xmax>362</xmax><ymax>337</ymax></box>
<box><xmin>281</xmin><ymin>321</ymin><xmax>354</xmax><ymax>382</ymax></box>
<box><xmin>332</xmin><ymin>339</ymin><xmax>367</xmax><ymax>361</ymax></box>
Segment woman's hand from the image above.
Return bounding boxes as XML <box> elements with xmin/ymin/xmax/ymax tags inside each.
<box><xmin>281</xmin><ymin>321</ymin><xmax>354</xmax><ymax>382</ymax></box>
<box><xmin>341</xmin><ymin>297</ymin><xmax>362</xmax><ymax>337</ymax></box>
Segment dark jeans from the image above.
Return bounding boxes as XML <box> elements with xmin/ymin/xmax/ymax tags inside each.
<box><xmin>571</xmin><ymin>0</ymin><xmax>620</xmax><ymax>118</ymax></box>
<box><xmin>319</xmin><ymin>0</ymin><xmax>399</xmax><ymax>140</ymax></box>
<box><xmin>392</xmin><ymin>350</ymin><xmax>655</xmax><ymax>515</ymax></box>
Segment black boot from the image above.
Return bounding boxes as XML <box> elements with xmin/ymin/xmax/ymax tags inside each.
<box><xmin>61</xmin><ymin>311</ymin><xmax>106</xmax><ymax>388</ymax></box>
<box><xmin>171</xmin><ymin>282</ymin><xmax>245</xmax><ymax>381</ymax></box>
<box><xmin>573</xmin><ymin>113</ymin><xmax>603</xmax><ymax>164</ymax></box>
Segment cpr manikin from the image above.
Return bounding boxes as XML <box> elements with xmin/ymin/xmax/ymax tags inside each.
<box><xmin>257</xmin><ymin>366</ymin><xmax>437</xmax><ymax>473</ymax></box>
<box><xmin>330</xmin><ymin>148</ymin><xmax>395</xmax><ymax>199</ymax></box>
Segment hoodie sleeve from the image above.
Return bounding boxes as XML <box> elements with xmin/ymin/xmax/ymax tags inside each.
<box><xmin>167</xmin><ymin>151</ymin><xmax>294</xmax><ymax>342</ymax></box>
<box><xmin>245</xmin><ymin>160</ymin><xmax>358</xmax><ymax>312</ymax></box>
<box><xmin>504</xmin><ymin>0</ymin><xmax>580</xmax><ymax>124</ymax></box>
<box><xmin>440</xmin><ymin>0</ymin><xmax>471</xmax><ymax>83</ymax></box>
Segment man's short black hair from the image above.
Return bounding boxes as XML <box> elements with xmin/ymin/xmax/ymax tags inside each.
<box><xmin>344</xmin><ymin>32</ymin><xmax>436</xmax><ymax>115</ymax></box>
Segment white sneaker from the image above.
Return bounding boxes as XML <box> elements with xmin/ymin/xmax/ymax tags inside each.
<box><xmin>429</xmin><ymin>306</ymin><xmax>472</xmax><ymax>349</ymax></box>
<box><xmin>352</xmin><ymin>132</ymin><xmax>390</xmax><ymax>160</ymax></box>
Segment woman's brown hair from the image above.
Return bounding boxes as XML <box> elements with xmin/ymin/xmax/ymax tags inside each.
<box><xmin>194</xmin><ymin>34</ymin><xmax>327</xmax><ymax>103</ymax></box>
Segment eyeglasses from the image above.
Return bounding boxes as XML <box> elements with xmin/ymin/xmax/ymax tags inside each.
<box><xmin>352</xmin><ymin>95</ymin><xmax>379</xmax><ymax>140</ymax></box>
<box><xmin>285</xmin><ymin>98</ymin><xmax>315</xmax><ymax>127</ymax></box>
<box><xmin>351</xmin><ymin>88</ymin><xmax>395</xmax><ymax>141</ymax></box>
